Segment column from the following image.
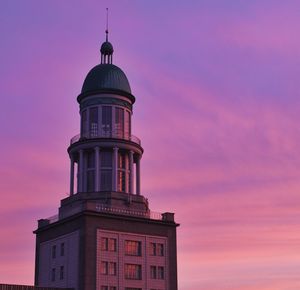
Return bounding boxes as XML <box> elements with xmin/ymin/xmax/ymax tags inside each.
<box><xmin>136</xmin><ymin>155</ymin><xmax>141</xmax><ymax>195</ymax></box>
<box><xmin>95</xmin><ymin>147</ymin><xmax>100</xmax><ymax>191</ymax></box>
<box><xmin>69</xmin><ymin>155</ymin><xmax>75</xmax><ymax>196</ymax></box>
<box><xmin>113</xmin><ymin>147</ymin><xmax>119</xmax><ymax>191</ymax></box>
<box><xmin>129</xmin><ymin>151</ymin><xmax>134</xmax><ymax>194</ymax></box>
<box><xmin>79</xmin><ymin>149</ymin><xmax>84</xmax><ymax>192</ymax></box>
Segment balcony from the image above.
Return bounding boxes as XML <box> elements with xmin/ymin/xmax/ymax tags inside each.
<box><xmin>70</xmin><ymin>130</ymin><xmax>141</xmax><ymax>146</ymax></box>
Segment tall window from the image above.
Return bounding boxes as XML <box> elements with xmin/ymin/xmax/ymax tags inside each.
<box><xmin>100</xmin><ymin>151</ymin><xmax>112</xmax><ymax>191</ymax></box>
<box><xmin>124</xmin><ymin>110</ymin><xmax>131</xmax><ymax>139</ymax></box>
<box><xmin>158</xmin><ymin>266</ymin><xmax>164</xmax><ymax>279</ymax></box>
<box><xmin>81</xmin><ymin>110</ymin><xmax>87</xmax><ymax>137</ymax></box>
<box><xmin>101</xmin><ymin>237</ymin><xmax>117</xmax><ymax>252</ymax></box>
<box><xmin>102</xmin><ymin>106</ymin><xmax>112</xmax><ymax>137</ymax></box>
<box><xmin>60</xmin><ymin>266</ymin><xmax>64</xmax><ymax>280</ymax></box>
<box><xmin>115</xmin><ymin>107</ymin><xmax>124</xmax><ymax>138</ymax></box>
<box><xmin>108</xmin><ymin>262</ymin><xmax>117</xmax><ymax>275</ymax></box>
<box><xmin>150</xmin><ymin>266</ymin><xmax>157</xmax><ymax>279</ymax></box>
<box><xmin>89</xmin><ymin>107</ymin><xmax>98</xmax><ymax>137</ymax></box>
<box><xmin>124</xmin><ymin>264</ymin><xmax>142</xmax><ymax>280</ymax></box>
<box><xmin>100</xmin><ymin>261</ymin><xmax>108</xmax><ymax>275</ymax></box>
<box><xmin>118</xmin><ymin>151</ymin><xmax>129</xmax><ymax>192</ymax></box>
<box><xmin>157</xmin><ymin>243</ymin><xmax>164</xmax><ymax>256</ymax></box>
<box><xmin>51</xmin><ymin>268</ymin><xmax>56</xmax><ymax>282</ymax></box>
<box><xmin>52</xmin><ymin>245</ymin><xmax>56</xmax><ymax>259</ymax></box>
<box><xmin>125</xmin><ymin>240</ymin><xmax>141</xmax><ymax>256</ymax></box>
<box><xmin>60</xmin><ymin>242</ymin><xmax>65</xmax><ymax>256</ymax></box>
<box><xmin>86</xmin><ymin>151</ymin><xmax>95</xmax><ymax>192</ymax></box>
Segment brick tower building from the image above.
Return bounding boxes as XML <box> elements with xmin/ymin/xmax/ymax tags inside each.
<box><xmin>34</xmin><ymin>31</ymin><xmax>179</xmax><ymax>290</ymax></box>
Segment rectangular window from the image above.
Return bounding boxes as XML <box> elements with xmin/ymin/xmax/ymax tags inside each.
<box><xmin>101</xmin><ymin>237</ymin><xmax>108</xmax><ymax>251</ymax></box>
<box><xmin>124</xmin><ymin>110</ymin><xmax>131</xmax><ymax>139</ymax></box>
<box><xmin>87</xmin><ymin>170</ymin><xmax>95</xmax><ymax>192</ymax></box>
<box><xmin>100</xmin><ymin>261</ymin><xmax>108</xmax><ymax>275</ymax></box>
<box><xmin>51</xmin><ymin>268</ymin><xmax>55</xmax><ymax>282</ymax></box>
<box><xmin>117</xmin><ymin>171</ymin><xmax>126</xmax><ymax>192</ymax></box>
<box><xmin>81</xmin><ymin>110</ymin><xmax>87</xmax><ymax>137</ymax></box>
<box><xmin>125</xmin><ymin>240</ymin><xmax>142</xmax><ymax>256</ymax></box>
<box><xmin>115</xmin><ymin>107</ymin><xmax>124</xmax><ymax>137</ymax></box>
<box><xmin>87</xmin><ymin>151</ymin><xmax>95</xmax><ymax>168</ymax></box>
<box><xmin>150</xmin><ymin>242</ymin><xmax>156</xmax><ymax>256</ymax></box>
<box><xmin>158</xmin><ymin>266</ymin><xmax>164</xmax><ymax>279</ymax></box>
<box><xmin>60</xmin><ymin>243</ymin><xmax>65</xmax><ymax>256</ymax></box>
<box><xmin>109</xmin><ymin>262</ymin><xmax>117</xmax><ymax>275</ymax></box>
<box><xmin>109</xmin><ymin>287</ymin><xmax>116</xmax><ymax>290</ymax></box>
<box><xmin>100</xmin><ymin>287</ymin><xmax>108</xmax><ymax>290</ymax></box>
<box><xmin>102</xmin><ymin>106</ymin><xmax>112</xmax><ymax>136</ymax></box>
<box><xmin>157</xmin><ymin>243</ymin><xmax>164</xmax><ymax>256</ymax></box>
<box><xmin>52</xmin><ymin>245</ymin><xmax>56</xmax><ymax>259</ymax></box>
<box><xmin>108</xmin><ymin>238</ymin><xmax>117</xmax><ymax>251</ymax></box>
<box><xmin>89</xmin><ymin>107</ymin><xmax>98</xmax><ymax>137</ymax></box>
<box><xmin>100</xmin><ymin>169</ymin><xmax>112</xmax><ymax>191</ymax></box>
<box><xmin>60</xmin><ymin>266</ymin><xmax>64</xmax><ymax>280</ymax></box>
<box><xmin>101</xmin><ymin>151</ymin><xmax>112</xmax><ymax>167</ymax></box>
<box><xmin>124</xmin><ymin>264</ymin><xmax>142</xmax><ymax>280</ymax></box>
<box><xmin>150</xmin><ymin>265</ymin><xmax>157</xmax><ymax>279</ymax></box>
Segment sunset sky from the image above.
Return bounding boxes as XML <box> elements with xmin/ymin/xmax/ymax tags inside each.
<box><xmin>1</xmin><ymin>1</ymin><xmax>300</xmax><ymax>289</ymax></box>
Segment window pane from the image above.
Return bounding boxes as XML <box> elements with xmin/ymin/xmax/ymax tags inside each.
<box><xmin>100</xmin><ymin>170</ymin><xmax>112</xmax><ymax>191</ymax></box>
<box><xmin>108</xmin><ymin>238</ymin><xmax>117</xmax><ymax>251</ymax></box>
<box><xmin>115</xmin><ymin>107</ymin><xmax>124</xmax><ymax>137</ymax></box>
<box><xmin>52</xmin><ymin>245</ymin><xmax>56</xmax><ymax>259</ymax></box>
<box><xmin>100</xmin><ymin>261</ymin><xmax>108</xmax><ymax>275</ymax></box>
<box><xmin>109</xmin><ymin>262</ymin><xmax>117</xmax><ymax>275</ymax></box>
<box><xmin>158</xmin><ymin>243</ymin><xmax>164</xmax><ymax>256</ymax></box>
<box><xmin>101</xmin><ymin>238</ymin><xmax>108</xmax><ymax>251</ymax></box>
<box><xmin>124</xmin><ymin>264</ymin><xmax>142</xmax><ymax>280</ymax></box>
<box><xmin>60</xmin><ymin>266</ymin><xmax>64</xmax><ymax>280</ymax></box>
<box><xmin>150</xmin><ymin>266</ymin><xmax>156</xmax><ymax>279</ymax></box>
<box><xmin>125</xmin><ymin>240</ymin><xmax>141</xmax><ymax>256</ymax></box>
<box><xmin>101</xmin><ymin>151</ymin><xmax>112</xmax><ymax>167</ymax></box>
<box><xmin>102</xmin><ymin>106</ymin><xmax>112</xmax><ymax>136</ymax></box>
<box><xmin>150</xmin><ymin>243</ymin><xmax>156</xmax><ymax>256</ymax></box>
<box><xmin>87</xmin><ymin>151</ymin><xmax>95</xmax><ymax>168</ymax></box>
<box><xmin>87</xmin><ymin>170</ymin><xmax>95</xmax><ymax>192</ymax></box>
<box><xmin>81</xmin><ymin>110</ymin><xmax>87</xmax><ymax>136</ymax></box>
<box><xmin>158</xmin><ymin>266</ymin><xmax>164</xmax><ymax>279</ymax></box>
<box><xmin>60</xmin><ymin>243</ymin><xmax>65</xmax><ymax>256</ymax></box>
<box><xmin>89</xmin><ymin>107</ymin><xmax>98</xmax><ymax>137</ymax></box>
<box><xmin>124</xmin><ymin>110</ymin><xmax>131</xmax><ymax>139</ymax></box>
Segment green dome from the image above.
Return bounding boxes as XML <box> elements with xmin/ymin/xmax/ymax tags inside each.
<box><xmin>81</xmin><ymin>64</ymin><xmax>131</xmax><ymax>94</ymax></box>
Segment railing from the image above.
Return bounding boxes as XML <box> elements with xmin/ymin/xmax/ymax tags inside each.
<box><xmin>94</xmin><ymin>204</ymin><xmax>163</xmax><ymax>220</ymax></box>
<box><xmin>70</xmin><ymin>130</ymin><xmax>141</xmax><ymax>145</ymax></box>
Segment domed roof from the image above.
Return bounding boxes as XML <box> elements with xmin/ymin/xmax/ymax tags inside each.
<box><xmin>81</xmin><ymin>64</ymin><xmax>131</xmax><ymax>94</ymax></box>
<box><xmin>100</xmin><ymin>41</ymin><xmax>114</xmax><ymax>55</ymax></box>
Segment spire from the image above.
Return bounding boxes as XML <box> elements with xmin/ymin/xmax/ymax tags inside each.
<box><xmin>100</xmin><ymin>8</ymin><xmax>114</xmax><ymax>64</ymax></box>
<box><xmin>106</xmin><ymin>7</ymin><xmax>109</xmax><ymax>42</ymax></box>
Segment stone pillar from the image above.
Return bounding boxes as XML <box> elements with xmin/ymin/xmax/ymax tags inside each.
<box><xmin>79</xmin><ymin>149</ymin><xmax>84</xmax><ymax>192</ymax></box>
<box><xmin>95</xmin><ymin>147</ymin><xmax>100</xmax><ymax>191</ymax></box>
<box><xmin>113</xmin><ymin>147</ymin><xmax>119</xmax><ymax>191</ymax></box>
<box><xmin>69</xmin><ymin>155</ymin><xmax>74</xmax><ymax>196</ymax></box>
<box><xmin>129</xmin><ymin>151</ymin><xmax>134</xmax><ymax>194</ymax></box>
<box><xmin>136</xmin><ymin>155</ymin><xmax>141</xmax><ymax>195</ymax></box>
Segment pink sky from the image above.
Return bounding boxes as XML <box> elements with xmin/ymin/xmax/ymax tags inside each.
<box><xmin>1</xmin><ymin>1</ymin><xmax>300</xmax><ymax>289</ymax></box>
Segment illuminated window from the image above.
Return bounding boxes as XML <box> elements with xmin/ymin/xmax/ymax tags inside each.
<box><xmin>108</xmin><ymin>238</ymin><xmax>117</xmax><ymax>251</ymax></box>
<box><xmin>108</xmin><ymin>262</ymin><xmax>117</xmax><ymax>275</ymax></box>
<box><xmin>100</xmin><ymin>261</ymin><xmax>108</xmax><ymax>275</ymax></box>
<box><xmin>101</xmin><ymin>238</ymin><xmax>108</xmax><ymax>251</ymax></box>
<box><xmin>124</xmin><ymin>264</ymin><xmax>142</xmax><ymax>280</ymax></box>
<box><xmin>125</xmin><ymin>240</ymin><xmax>141</xmax><ymax>256</ymax></box>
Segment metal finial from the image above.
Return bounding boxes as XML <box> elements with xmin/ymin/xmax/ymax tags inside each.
<box><xmin>105</xmin><ymin>8</ymin><xmax>109</xmax><ymax>42</ymax></box>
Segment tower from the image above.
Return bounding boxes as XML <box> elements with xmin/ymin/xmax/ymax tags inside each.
<box><xmin>34</xmin><ymin>32</ymin><xmax>179</xmax><ymax>290</ymax></box>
